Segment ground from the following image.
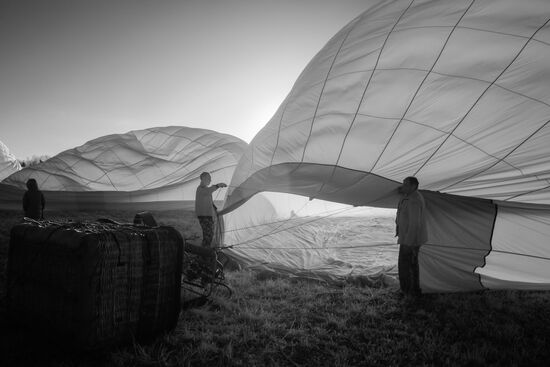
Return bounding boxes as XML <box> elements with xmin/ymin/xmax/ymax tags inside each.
<box><xmin>1</xmin><ymin>208</ymin><xmax>550</xmax><ymax>366</ymax></box>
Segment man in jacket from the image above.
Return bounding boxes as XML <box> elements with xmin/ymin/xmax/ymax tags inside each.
<box><xmin>195</xmin><ymin>172</ymin><xmax>227</xmax><ymax>247</ymax></box>
<box><xmin>395</xmin><ymin>176</ymin><xmax>427</xmax><ymax>297</ymax></box>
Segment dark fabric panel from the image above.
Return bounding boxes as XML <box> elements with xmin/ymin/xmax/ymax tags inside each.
<box><xmin>420</xmin><ymin>191</ymin><xmax>496</xmax><ymax>293</ymax></box>
<box><xmin>221</xmin><ymin>163</ymin><xmax>401</xmax><ymax>214</ymax></box>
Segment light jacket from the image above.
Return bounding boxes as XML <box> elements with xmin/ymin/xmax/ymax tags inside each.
<box><xmin>195</xmin><ymin>184</ymin><xmax>218</xmax><ymax>217</ymax></box>
<box><xmin>396</xmin><ymin>190</ymin><xmax>428</xmax><ymax>246</ymax></box>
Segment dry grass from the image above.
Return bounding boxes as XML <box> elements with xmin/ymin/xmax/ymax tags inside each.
<box><xmin>1</xmin><ymin>209</ymin><xmax>550</xmax><ymax>366</ymax></box>
<box><xmin>113</xmin><ymin>273</ymin><xmax>550</xmax><ymax>367</ymax></box>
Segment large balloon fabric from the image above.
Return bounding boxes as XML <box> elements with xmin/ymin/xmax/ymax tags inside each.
<box><xmin>1</xmin><ymin>126</ymin><xmax>247</xmax><ymax>210</ymax></box>
<box><xmin>221</xmin><ymin>0</ymin><xmax>550</xmax><ymax>292</ymax></box>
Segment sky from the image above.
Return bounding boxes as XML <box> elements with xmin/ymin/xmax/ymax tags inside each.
<box><xmin>0</xmin><ymin>0</ymin><xmax>369</xmax><ymax>160</ymax></box>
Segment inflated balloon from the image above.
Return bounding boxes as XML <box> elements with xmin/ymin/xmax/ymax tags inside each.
<box><xmin>2</xmin><ymin>126</ymin><xmax>247</xmax><ymax>209</ymax></box>
<box><xmin>222</xmin><ymin>0</ymin><xmax>550</xmax><ymax>291</ymax></box>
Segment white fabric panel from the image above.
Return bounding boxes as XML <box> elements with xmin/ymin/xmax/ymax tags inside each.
<box><xmin>407</xmin><ymin>74</ymin><xmax>488</xmax><ymax>133</ymax></box>
<box><xmin>477</xmin><ymin>204</ymin><xmax>550</xmax><ymax>290</ymax></box>
<box><xmin>512</xmin><ymin>187</ymin><xmax>550</xmax><ymax>206</ymax></box>
<box><xmin>434</xmin><ymin>28</ymin><xmax>524</xmax><ymax>82</ymax></box>
<box><xmin>359</xmin><ymin>69</ymin><xmax>428</xmax><ymax>118</ymax></box>
<box><xmin>478</xmin><ymin>254</ymin><xmax>550</xmax><ymax>290</ymax></box>
<box><xmin>317</xmin><ymin>73</ymin><xmax>368</xmax><ymax>117</ymax></box>
<box><xmin>379</xmin><ymin>27</ymin><xmax>453</xmax><ymax>70</ymax></box>
<box><xmin>536</xmin><ymin>17</ymin><xmax>550</xmax><ymax>41</ymax></box>
<box><xmin>491</xmin><ymin>206</ymin><xmax>550</xmax><ymax>257</ymax></box>
<box><xmin>500</xmin><ymin>124</ymin><xmax>550</xmax><ymax>185</ymax></box>
<box><xmin>441</xmin><ymin>161</ymin><xmax>550</xmax><ymax>203</ymax></box>
<box><xmin>451</xmin><ymin>88</ymin><xmax>550</xmax><ymax>158</ymax></box>
<box><xmin>270</xmin><ymin>119</ymin><xmax>311</xmax><ymax>166</ymax></box>
<box><xmin>338</xmin><ymin>115</ymin><xmax>399</xmax><ymax>172</ymax></box>
<box><xmin>499</xmin><ymin>41</ymin><xmax>550</xmax><ymax>106</ymax></box>
<box><xmin>0</xmin><ymin>140</ymin><xmax>21</xmax><ymax>181</ymax></box>
<box><xmin>418</xmin><ymin>135</ymin><xmax>498</xmax><ymax>191</ymax></box>
<box><xmin>456</xmin><ymin>121</ymin><xmax>550</xmax><ymax>203</ymax></box>
<box><xmin>302</xmin><ymin>114</ymin><xmax>352</xmax><ymax>165</ymax></box>
<box><xmin>461</xmin><ymin>0</ymin><xmax>550</xmax><ymax>37</ymax></box>
<box><xmin>396</xmin><ymin>0</ymin><xmax>471</xmax><ymax>30</ymax></box>
<box><xmin>278</xmin><ymin>86</ymin><xmax>322</xmax><ymax>132</ymax></box>
<box><xmin>372</xmin><ymin>120</ymin><xmax>448</xmax><ymax>179</ymax></box>
<box><xmin>331</xmin><ymin>37</ymin><xmax>381</xmax><ymax>78</ymax></box>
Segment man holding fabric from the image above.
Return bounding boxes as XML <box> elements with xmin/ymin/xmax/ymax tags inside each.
<box><xmin>396</xmin><ymin>176</ymin><xmax>428</xmax><ymax>297</ymax></box>
<box><xmin>195</xmin><ymin>172</ymin><xmax>227</xmax><ymax>247</ymax></box>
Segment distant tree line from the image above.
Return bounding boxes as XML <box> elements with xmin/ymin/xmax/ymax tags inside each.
<box><xmin>18</xmin><ymin>155</ymin><xmax>50</xmax><ymax>168</ymax></box>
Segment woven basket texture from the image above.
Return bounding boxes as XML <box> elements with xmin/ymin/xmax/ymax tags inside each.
<box><xmin>7</xmin><ymin>220</ymin><xmax>183</xmax><ymax>350</ymax></box>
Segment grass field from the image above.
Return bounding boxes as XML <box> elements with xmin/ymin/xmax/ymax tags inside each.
<box><xmin>1</xmin><ymin>209</ymin><xmax>550</xmax><ymax>366</ymax></box>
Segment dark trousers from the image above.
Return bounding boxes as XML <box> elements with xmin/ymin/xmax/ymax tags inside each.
<box><xmin>398</xmin><ymin>245</ymin><xmax>421</xmax><ymax>296</ymax></box>
<box><xmin>198</xmin><ymin>216</ymin><xmax>214</xmax><ymax>247</ymax></box>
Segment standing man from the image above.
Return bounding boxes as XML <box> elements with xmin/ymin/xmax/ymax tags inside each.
<box><xmin>395</xmin><ymin>176</ymin><xmax>427</xmax><ymax>297</ymax></box>
<box><xmin>195</xmin><ymin>172</ymin><xmax>227</xmax><ymax>247</ymax></box>
<box><xmin>23</xmin><ymin>178</ymin><xmax>45</xmax><ymax>220</ymax></box>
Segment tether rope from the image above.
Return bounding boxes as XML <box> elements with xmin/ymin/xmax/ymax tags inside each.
<box><xmin>235</xmin><ymin>243</ymin><xmax>397</xmax><ymax>250</ymax></box>
<box><xmin>228</xmin><ymin>196</ymin><xmax>326</xmax><ymax>247</ymax></box>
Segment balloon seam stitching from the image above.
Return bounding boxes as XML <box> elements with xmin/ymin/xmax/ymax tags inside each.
<box><xmin>313</xmin><ymin>0</ymin><xmax>417</xmax><ymax>199</ymax></box>
<box><xmin>370</xmin><ymin>0</ymin><xmax>477</xmax><ymax>174</ymax></box>
<box><xmin>412</xmin><ymin>15</ymin><xmax>550</xmax><ymax>178</ymax></box>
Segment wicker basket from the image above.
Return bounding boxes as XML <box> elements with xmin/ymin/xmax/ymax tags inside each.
<box><xmin>7</xmin><ymin>219</ymin><xmax>183</xmax><ymax>350</ymax></box>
